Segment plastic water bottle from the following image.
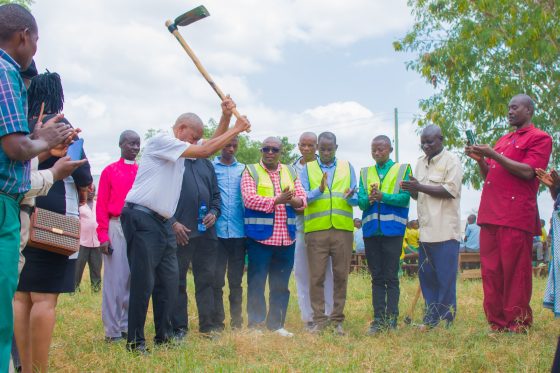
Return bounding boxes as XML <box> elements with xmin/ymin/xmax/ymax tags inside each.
<box><xmin>197</xmin><ymin>201</ymin><xmax>207</xmax><ymax>232</ymax></box>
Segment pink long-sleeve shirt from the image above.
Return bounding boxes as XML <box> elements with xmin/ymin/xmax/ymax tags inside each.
<box><xmin>96</xmin><ymin>158</ymin><xmax>138</xmax><ymax>243</ymax></box>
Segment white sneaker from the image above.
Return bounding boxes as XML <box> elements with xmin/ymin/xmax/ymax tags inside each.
<box><xmin>274</xmin><ymin>328</ymin><xmax>294</xmax><ymax>337</ymax></box>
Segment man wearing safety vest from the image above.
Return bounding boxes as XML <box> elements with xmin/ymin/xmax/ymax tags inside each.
<box><xmin>241</xmin><ymin>137</ymin><xmax>307</xmax><ymax>337</ymax></box>
<box><xmin>358</xmin><ymin>135</ymin><xmax>411</xmax><ymax>334</ymax></box>
<box><xmin>300</xmin><ymin>132</ymin><xmax>358</xmax><ymax>336</ymax></box>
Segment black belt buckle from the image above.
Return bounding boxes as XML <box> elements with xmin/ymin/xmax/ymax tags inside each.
<box><xmin>126</xmin><ymin>203</ymin><xmax>168</xmax><ymax>223</ymax></box>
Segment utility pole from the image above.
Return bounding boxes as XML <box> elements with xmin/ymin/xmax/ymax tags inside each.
<box><xmin>394</xmin><ymin>107</ymin><xmax>399</xmax><ymax>163</ymax></box>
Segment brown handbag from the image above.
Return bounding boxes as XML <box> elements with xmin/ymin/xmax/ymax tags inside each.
<box><xmin>28</xmin><ymin>207</ymin><xmax>80</xmax><ymax>256</ymax></box>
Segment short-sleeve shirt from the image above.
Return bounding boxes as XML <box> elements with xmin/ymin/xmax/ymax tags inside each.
<box><xmin>126</xmin><ymin>133</ymin><xmax>189</xmax><ymax>219</ymax></box>
<box><xmin>415</xmin><ymin>149</ymin><xmax>463</xmax><ymax>242</ymax></box>
<box><xmin>464</xmin><ymin>223</ymin><xmax>480</xmax><ymax>250</ymax></box>
<box><xmin>477</xmin><ymin>125</ymin><xmax>552</xmax><ymax>235</ymax></box>
<box><xmin>0</xmin><ymin>49</ymin><xmax>30</xmax><ymax>194</ymax></box>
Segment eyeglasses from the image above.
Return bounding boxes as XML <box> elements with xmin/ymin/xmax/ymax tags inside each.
<box><xmin>261</xmin><ymin>147</ymin><xmax>280</xmax><ymax>154</ymax></box>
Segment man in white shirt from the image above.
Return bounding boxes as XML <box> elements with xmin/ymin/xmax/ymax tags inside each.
<box><xmin>122</xmin><ymin>99</ymin><xmax>250</xmax><ymax>353</ymax></box>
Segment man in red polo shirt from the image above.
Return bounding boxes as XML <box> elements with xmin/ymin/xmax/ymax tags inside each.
<box><xmin>466</xmin><ymin>94</ymin><xmax>552</xmax><ymax>333</ymax></box>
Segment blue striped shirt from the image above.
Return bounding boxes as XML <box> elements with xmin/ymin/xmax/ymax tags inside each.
<box><xmin>0</xmin><ymin>49</ymin><xmax>30</xmax><ymax>194</ymax></box>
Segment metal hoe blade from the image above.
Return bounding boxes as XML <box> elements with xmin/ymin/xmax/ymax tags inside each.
<box><xmin>175</xmin><ymin>5</ymin><xmax>210</xmax><ymax>27</ymax></box>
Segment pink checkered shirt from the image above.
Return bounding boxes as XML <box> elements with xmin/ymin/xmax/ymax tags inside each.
<box><xmin>241</xmin><ymin>161</ymin><xmax>307</xmax><ymax>246</ymax></box>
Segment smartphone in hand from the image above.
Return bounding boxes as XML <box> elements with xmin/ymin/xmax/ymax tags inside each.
<box><xmin>466</xmin><ymin>129</ymin><xmax>477</xmax><ymax>145</ymax></box>
<box><xmin>67</xmin><ymin>138</ymin><xmax>84</xmax><ymax>161</ymax></box>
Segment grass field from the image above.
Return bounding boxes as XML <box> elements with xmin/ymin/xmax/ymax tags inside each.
<box><xmin>50</xmin><ymin>272</ymin><xmax>557</xmax><ymax>372</ymax></box>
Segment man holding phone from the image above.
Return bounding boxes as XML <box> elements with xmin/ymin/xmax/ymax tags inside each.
<box><xmin>300</xmin><ymin>131</ymin><xmax>358</xmax><ymax>336</ymax></box>
<box><xmin>466</xmin><ymin>94</ymin><xmax>552</xmax><ymax>333</ymax></box>
<box><xmin>96</xmin><ymin>130</ymin><xmax>140</xmax><ymax>342</ymax></box>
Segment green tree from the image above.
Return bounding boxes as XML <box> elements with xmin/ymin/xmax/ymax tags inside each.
<box><xmin>394</xmin><ymin>0</ymin><xmax>560</xmax><ymax>188</ymax></box>
<box><xmin>142</xmin><ymin>119</ymin><xmax>298</xmax><ymax>165</ymax></box>
<box><xmin>0</xmin><ymin>0</ymin><xmax>33</xmax><ymax>8</ymax></box>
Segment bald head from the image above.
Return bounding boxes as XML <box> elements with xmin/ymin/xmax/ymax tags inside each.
<box><xmin>372</xmin><ymin>135</ymin><xmax>391</xmax><ymax>147</ymax></box>
<box><xmin>420</xmin><ymin>124</ymin><xmax>444</xmax><ymax>158</ymax></box>
<box><xmin>298</xmin><ymin>131</ymin><xmax>317</xmax><ymax>162</ymax></box>
<box><xmin>173</xmin><ymin>113</ymin><xmax>204</xmax><ymax>143</ymax></box>
<box><xmin>174</xmin><ymin>113</ymin><xmax>203</xmax><ymax>130</ymax></box>
<box><xmin>508</xmin><ymin>94</ymin><xmax>535</xmax><ymax>128</ymax></box>
<box><xmin>511</xmin><ymin>94</ymin><xmax>535</xmax><ymax>114</ymax></box>
<box><xmin>119</xmin><ymin>130</ymin><xmax>140</xmax><ymax>161</ymax></box>
<box><xmin>421</xmin><ymin>124</ymin><xmax>442</xmax><ymax>138</ymax></box>
<box><xmin>119</xmin><ymin>130</ymin><xmax>139</xmax><ymax>146</ymax></box>
<box><xmin>263</xmin><ymin>136</ymin><xmax>282</xmax><ymax>148</ymax></box>
<box><xmin>299</xmin><ymin>132</ymin><xmax>317</xmax><ymax>143</ymax></box>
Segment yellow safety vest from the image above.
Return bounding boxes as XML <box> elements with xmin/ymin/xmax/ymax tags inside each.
<box><xmin>244</xmin><ymin>163</ymin><xmax>297</xmax><ymax>240</ymax></box>
<box><xmin>304</xmin><ymin>160</ymin><xmax>354</xmax><ymax>233</ymax></box>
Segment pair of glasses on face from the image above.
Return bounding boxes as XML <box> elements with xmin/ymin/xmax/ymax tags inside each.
<box><xmin>261</xmin><ymin>147</ymin><xmax>280</xmax><ymax>154</ymax></box>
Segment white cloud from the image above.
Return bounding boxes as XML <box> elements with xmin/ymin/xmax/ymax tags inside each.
<box><xmin>354</xmin><ymin>57</ymin><xmax>393</xmax><ymax>67</ymax></box>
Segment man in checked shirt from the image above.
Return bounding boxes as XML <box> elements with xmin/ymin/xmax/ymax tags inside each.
<box><xmin>241</xmin><ymin>136</ymin><xmax>307</xmax><ymax>337</ymax></box>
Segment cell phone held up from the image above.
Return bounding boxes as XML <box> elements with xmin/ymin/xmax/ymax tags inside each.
<box><xmin>465</xmin><ymin>129</ymin><xmax>477</xmax><ymax>145</ymax></box>
<box><xmin>67</xmin><ymin>138</ymin><xmax>84</xmax><ymax>161</ymax></box>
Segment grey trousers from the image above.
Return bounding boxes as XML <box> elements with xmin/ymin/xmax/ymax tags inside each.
<box><xmin>75</xmin><ymin>245</ymin><xmax>102</xmax><ymax>289</ymax></box>
<box><xmin>101</xmin><ymin>219</ymin><xmax>130</xmax><ymax>338</ymax></box>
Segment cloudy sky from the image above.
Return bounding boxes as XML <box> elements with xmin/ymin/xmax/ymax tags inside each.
<box><xmin>29</xmin><ymin>0</ymin><xmax>555</xmax><ymax>223</ymax></box>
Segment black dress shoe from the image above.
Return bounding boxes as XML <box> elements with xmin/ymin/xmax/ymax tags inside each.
<box><xmin>367</xmin><ymin>323</ymin><xmax>384</xmax><ymax>336</ymax></box>
<box><xmin>173</xmin><ymin>329</ymin><xmax>187</xmax><ymax>342</ymax></box>
<box><xmin>121</xmin><ymin>331</ymin><xmax>128</xmax><ymax>339</ymax></box>
<box><xmin>126</xmin><ymin>342</ymin><xmax>149</xmax><ymax>355</ymax></box>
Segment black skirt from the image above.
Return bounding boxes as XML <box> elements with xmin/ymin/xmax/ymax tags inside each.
<box><xmin>17</xmin><ymin>246</ymin><xmax>76</xmax><ymax>293</ymax></box>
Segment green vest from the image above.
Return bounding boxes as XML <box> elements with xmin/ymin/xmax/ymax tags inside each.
<box><xmin>304</xmin><ymin>160</ymin><xmax>354</xmax><ymax>233</ymax></box>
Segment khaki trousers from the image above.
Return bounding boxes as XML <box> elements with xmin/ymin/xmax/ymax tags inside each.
<box><xmin>18</xmin><ymin>211</ymin><xmax>31</xmax><ymax>275</ymax></box>
<box><xmin>305</xmin><ymin>228</ymin><xmax>353</xmax><ymax>325</ymax></box>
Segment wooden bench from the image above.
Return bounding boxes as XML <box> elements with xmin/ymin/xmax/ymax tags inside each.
<box><xmin>402</xmin><ymin>252</ymin><xmax>419</xmax><ymax>276</ymax></box>
<box><xmin>350</xmin><ymin>253</ymin><xmax>368</xmax><ymax>273</ymax></box>
<box><xmin>458</xmin><ymin>252</ymin><xmax>481</xmax><ymax>279</ymax></box>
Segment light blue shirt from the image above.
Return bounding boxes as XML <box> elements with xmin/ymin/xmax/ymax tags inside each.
<box><xmin>300</xmin><ymin>157</ymin><xmax>358</xmax><ymax>206</ymax></box>
<box><xmin>213</xmin><ymin>156</ymin><xmax>245</xmax><ymax>238</ymax></box>
<box><xmin>354</xmin><ymin>228</ymin><xmax>365</xmax><ymax>253</ymax></box>
<box><xmin>465</xmin><ymin>223</ymin><xmax>480</xmax><ymax>250</ymax></box>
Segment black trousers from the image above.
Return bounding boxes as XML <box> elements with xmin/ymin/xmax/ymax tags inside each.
<box><xmin>364</xmin><ymin>235</ymin><xmax>404</xmax><ymax>323</ymax></box>
<box><xmin>121</xmin><ymin>207</ymin><xmax>179</xmax><ymax>345</ymax></box>
<box><xmin>212</xmin><ymin>238</ymin><xmax>246</xmax><ymax>329</ymax></box>
<box><xmin>172</xmin><ymin>236</ymin><xmax>219</xmax><ymax>333</ymax></box>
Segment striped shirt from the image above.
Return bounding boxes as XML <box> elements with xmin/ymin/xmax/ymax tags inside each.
<box><xmin>0</xmin><ymin>48</ymin><xmax>30</xmax><ymax>195</ymax></box>
<box><xmin>241</xmin><ymin>161</ymin><xmax>307</xmax><ymax>246</ymax></box>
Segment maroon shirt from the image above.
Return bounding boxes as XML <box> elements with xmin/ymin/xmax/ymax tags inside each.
<box><xmin>478</xmin><ymin>124</ymin><xmax>552</xmax><ymax>235</ymax></box>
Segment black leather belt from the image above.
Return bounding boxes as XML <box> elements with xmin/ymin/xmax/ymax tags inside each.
<box><xmin>0</xmin><ymin>190</ymin><xmax>24</xmax><ymax>203</ymax></box>
<box><xmin>20</xmin><ymin>204</ymin><xmax>34</xmax><ymax>216</ymax></box>
<box><xmin>125</xmin><ymin>202</ymin><xmax>168</xmax><ymax>223</ymax></box>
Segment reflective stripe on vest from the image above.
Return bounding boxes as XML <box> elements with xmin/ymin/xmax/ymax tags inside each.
<box><xmin>304</xmin><ymin>160</ymin><xmax>354</xmax><ymax>233</ymax></box>
<box><xmin>244</xmin><ymin>163</ymin><xmax>297</xmax><ymax>240</ymax></box>
<box><xmin>361</xmin><ymin>163</ymin><xmax>410</xmax><ymax>237</ymax></box>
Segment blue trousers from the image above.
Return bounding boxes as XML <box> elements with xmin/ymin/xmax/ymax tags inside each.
<box><xmin>418</xmin><ymin>240</ymin><xmax>459</xmax><ymax>326</ymax></box>
<box><xmin>247</xmin><ymin>239</ymin><xmax>295</xmax><ymax>331</ymax></box>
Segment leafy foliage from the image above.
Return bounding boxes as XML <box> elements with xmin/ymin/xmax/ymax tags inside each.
<box><xmin>0</xmin><ymin>0</ymin><xmax>33</xmax><ymax>8</ymax></box>
<box><xmin>394</xmin><ymin>0</ymin><xmax>560</xmax><ymax>188</ymax></box>
<box><xmin>141</xmin><ymin>119</ymin><xmax>298</xmax><ymax>165</ymax></box>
